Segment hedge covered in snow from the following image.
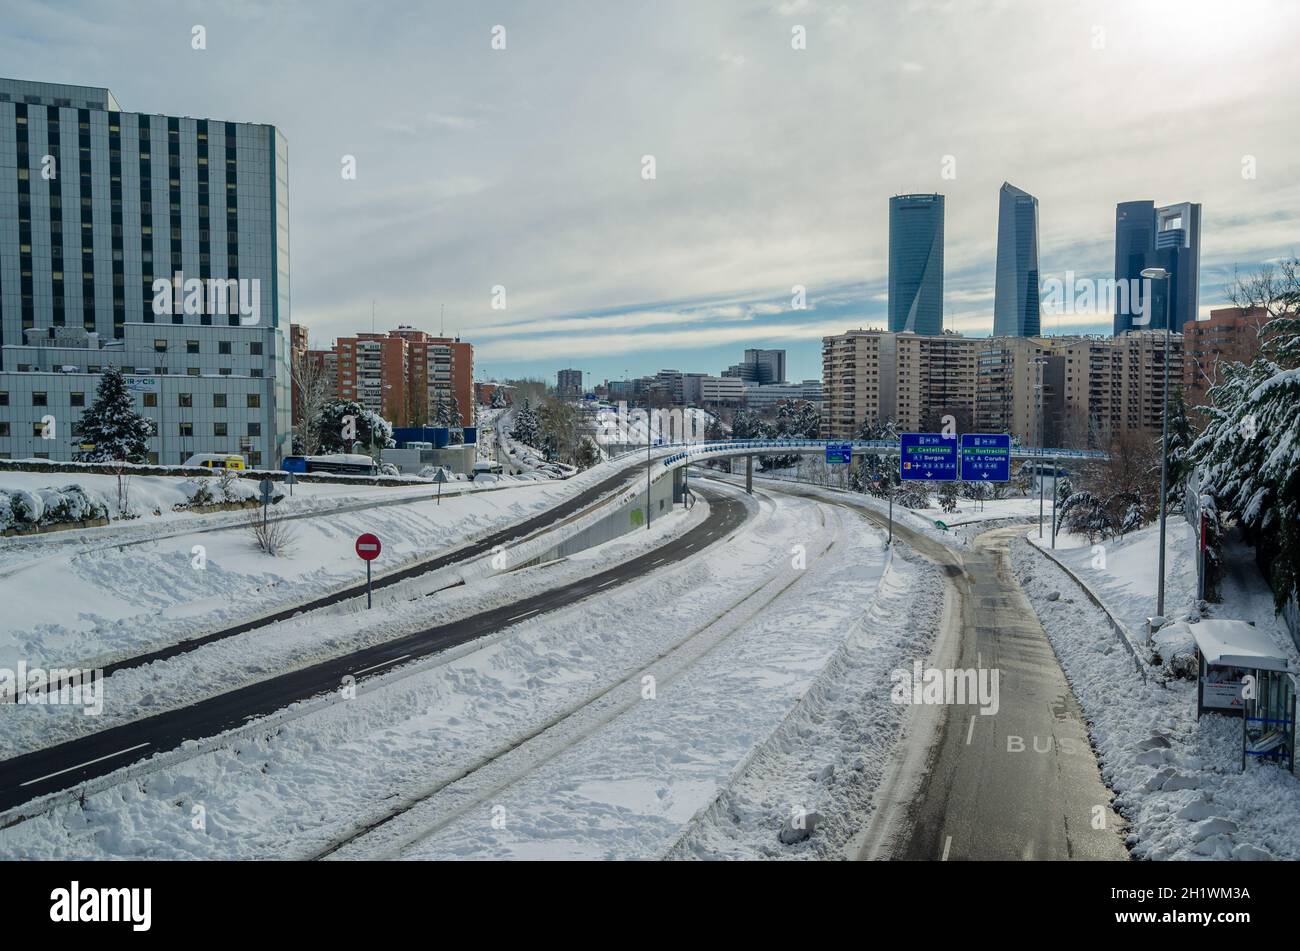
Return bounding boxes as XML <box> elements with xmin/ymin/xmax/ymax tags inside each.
<box><xmin>0</xmin><ymin>484</ymin><xmax>110</xmax><ymax>532</ymax></box>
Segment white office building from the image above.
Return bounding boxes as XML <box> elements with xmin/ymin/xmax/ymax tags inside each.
<box><xmin>0</xmin><ymin>78</ymin><xmax>291</xmax><ymax>466</ymax></box>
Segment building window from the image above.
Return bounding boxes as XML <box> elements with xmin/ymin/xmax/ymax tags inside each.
<box><xmin>250</xmin><ymin>341</ymin><xmax>262</xmax><ymax>356</ymax></box>
<box><xmin>213</xmin><ymin>393</ymin><xmax>227</xmax><ymax>408</ymax></box>
<box><xmin>248</xmin><ymin>422</ymin><xmax>261</xmax><ymax>436</ymax></box>
<box><xmin>0</xmin><ymin>422</ymin><xmax>8</xmax><ymax>437</ymax></box>
<box><xmin>143</xmin><ymin>393</ymin><xmax>158</xmax><ymax>407</ymax></box>
<box><xmin>154</xmin><ymin>339</ymin><xmax>168</xmax><ymax>352</ymax></box>
<box><xmin>187</xmin><ymin>340</ymin><xmax>200</xmax><ymax>354</ymax></box>
<box><xmin>32</xmin><ymin>423</ymin><xmax>45</xmax><ymax>437</ymax></box>
<box><xmin>247</xmin><ymin>394</ymin><xmax>260</xmax><ymax>408</ymax></box>
<box><xmin>179</xmin><ymin>422</ymin><xmax>194</xmax><ymax>437</ymax></box>
<box><xmin>218</xmin><ymin>341</ymin><xmax>231</xmax><ymax>355</ymax></box>
<box><xmin>214</xmin><ymin>422</ymin><xmax>227</xmax><ymax>437</ymax></box>
<box><xmin>0</xmin><ymin>392</ymin><xmax>7</xmax><ymax>406</ymax></box>
<box><xmin>188</xmin><ymin>367</ymin><xmax>201</xmax><ymax>376</ymax></box>
<box><xmin>179</xmin><ymin>393</ymin><xmax>193</xmax><ymax>408</ymax></box>
<box><xmin>70</xmin><ymin>392</ymin><xmax>85</xmax><ymax>407</ymax></box>
<box><xmin>32</xmin><ymin>392</ymin><xmax>47</xmax><ymax>406</ymax></box>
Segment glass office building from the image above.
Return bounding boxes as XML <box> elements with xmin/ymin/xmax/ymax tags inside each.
<box><xmin>992</xmin><ymin>182</ymin><xmax>1040</xmax><ymax>337</ymax></box>
<box><xmin>1113</xmin><ymin>199</ymin><xmax>1201</xmax><ymax>335</ymax></box>
<box><xmin>0</xmin><ymin>78</ymin><xmax>291</xmax><ymax>465</ymax></box>
<box><xmin>888</xmin><ymin>193</ymin><xmax>945</xmax><ymax>335</ymax></box>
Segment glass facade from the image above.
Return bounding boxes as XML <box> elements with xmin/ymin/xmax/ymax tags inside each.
<box><xmin>888</xmin><ymin>194</ymin><xmax>944</xmax><ymax>335</ymax></box>
<box><xmin>992</xmin><ymin>182</ymin><xmax>1040</xmax><ymax>337</ymax></box>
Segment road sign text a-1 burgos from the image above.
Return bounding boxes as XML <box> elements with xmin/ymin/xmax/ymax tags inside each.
<box><xmin>899</xmin><ymin>433</ymin><xmax>958</xmax><ymax>481</ymax></box>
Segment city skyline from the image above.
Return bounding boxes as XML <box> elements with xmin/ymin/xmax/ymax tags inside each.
<box><xmin>3</xmin><ymin>0</ymin><xmax>1297</xmax><ymax>385</ymax></box>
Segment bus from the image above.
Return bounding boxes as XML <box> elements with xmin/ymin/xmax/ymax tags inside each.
<box><xmin>281</xmin><ymin>453</ymin><xmax>378</xmax><ymax>476</ymax></box>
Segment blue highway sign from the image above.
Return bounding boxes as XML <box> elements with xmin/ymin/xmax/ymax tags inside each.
<box><xmin>959</xmin><ymin>433</ymin><xmax>1011</xmax><ymax>482</ymax></box>
<box><xmin>825</xmin><ymin>442</ymin><xmax>853</xmax><ymax>465</ymax></box>
<box><xmin>900</xmin><ymin>433</ymin><xmax>958</xmax><ymax>481</ymax></box>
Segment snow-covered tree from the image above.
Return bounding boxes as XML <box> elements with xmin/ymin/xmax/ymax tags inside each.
<box><xmin>1191</xmin><ymin>295</ymin><xmax>1300</xmax><ymax>611</ymax></box>
<box><xmin>938</xmin><ymin>481</ymin><xmax>959</xmax><ymax>513</ymax></box>
<box><xmin>1159</xmin><ymin>385</ymin><xmax>1195</xmax><ymax>512</ymax></box>
<box><xmin>315</xmin><ymin>399</ymin><xmax>394</xmax><ymax>456</ymax></box>
<box><xmin>73</xmin><ymin>367</ymin><xmax>154</xmax><ymax>463</ymax></box>
<box><xmin>490</xmin><ymin>387</ymin><xmax>507</xmax><ymax>409</ymax></box>
<box><xmin>510</xmin><ymin>399</ymin><xmax>542</xmax><ymax>448</ymax></box>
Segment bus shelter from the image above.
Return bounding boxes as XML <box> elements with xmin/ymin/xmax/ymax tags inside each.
<box><xmin>1183</xmin><ymin>619</ymin><xmax>1296</xmax><ymax>772</ymax></box>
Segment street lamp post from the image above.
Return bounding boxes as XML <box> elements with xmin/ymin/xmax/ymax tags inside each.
<box><xmin>1033</xmin><ymin>357</ymin><xmax>1049</xmax><ymax>539</ymax></box>
<box><xmin>1142</xmin><ymin>267</ymin><xmax>1173</xmax><ymax>619</ymax></box>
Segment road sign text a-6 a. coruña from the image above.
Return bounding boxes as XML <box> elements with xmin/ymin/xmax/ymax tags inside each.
<box><xmin>959</xmin><ymin>433</ymin><xmax>1011</xmax><ymax>482</ymax></box>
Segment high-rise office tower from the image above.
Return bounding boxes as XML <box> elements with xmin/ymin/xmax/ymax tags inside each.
<box><xmin>1113</xmin><ymin>199</ymin><xmax>1201</xmax><ymax>334</ymax></box>
<box><xmin>0</xmin><ymin>78</ymin><xmax>291</xmax><ymax>466</ymax></box>
<box><xmin>993</xmin><ymin>183</ymin><xmax>1040</xmax><ymax>337</ymax></box>
<box><xmin>888</xmin><ymin>194</ymin><xmax>945</xmax><ymax>335</ymax></box>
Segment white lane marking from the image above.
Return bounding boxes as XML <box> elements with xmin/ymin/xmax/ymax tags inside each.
<box><xmin>651</xmin><ymin>558</ymin><xmax>665</xmax><ymax>566</ymax></box>
<box><xmin>354</xmin><ymin>654</ymin><xmax>411</xmax><ymax>676</ymax></box>
<box><xmin>966</xmin><ymin>714</ymin><xmax>977</xmax><ymax>745</ymax></box>
<box><xmin>21</xmin><ymin>742</ymin><xmax>151</xmax><ymax>787</ymax></box>
<box><xmin>941</xmin><ymin>836</ymin><xmax>952</xmax><ymax>861</ymax></box>
<box><xmin>507</xmin><ymin>609</ymin><xmax>540</xmax><ymax>622</ymax></box>
<box><xmin>597</xmin><ymin>578</ymin><xmax>618</xmax><ymax>589</ymax></box>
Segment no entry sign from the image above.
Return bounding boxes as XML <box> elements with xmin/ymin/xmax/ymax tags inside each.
<box><xmin>355</xmin><ymin>533</ymin><xmax>382</xmax><ymax>561</ymax></box>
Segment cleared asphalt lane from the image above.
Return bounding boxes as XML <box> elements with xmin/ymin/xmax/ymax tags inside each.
<box><xmin>0</xmin><ymin>485</ymin><xmax>749</xmax><ymax>816</ymax></box>
<box><xmin>733</xmin><ymin>479</ymin><xmax>1128</xmax><ymax>861</ymax></box>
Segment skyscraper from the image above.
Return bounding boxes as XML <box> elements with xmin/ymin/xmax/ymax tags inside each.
<box><xmin>1113</xmin><ymin>199</ymin><xmax>1201</xmax><ymax>334</ymax></box>
<box><xmin>993</xmin><ymin>183</ymin><xmax>1040</xmax><ymax>337</ymax></box>
<box><xmin>888</xmin><ymin>194</ymin><xmax>945</xmax><ymax>335</ymax></box>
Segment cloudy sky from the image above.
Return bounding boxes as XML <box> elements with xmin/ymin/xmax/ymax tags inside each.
<box><xmin>5</xmin><ymin>0</ymin><xmax>1298</xmax><ymax>383</ymax></box>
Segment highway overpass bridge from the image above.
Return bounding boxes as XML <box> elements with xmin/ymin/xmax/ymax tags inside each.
<box><xmin>634</xmin><ymin>438</ymin><xmax>1107</xmax><ymax>495</ymax></box>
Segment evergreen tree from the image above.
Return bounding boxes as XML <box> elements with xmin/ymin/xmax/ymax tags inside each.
<box><xmin>73</xmin><ymin>367</ymin><xmax>154</xmax><ymax>463</ymax></box>
<box><xmin>315</xmin><ymin>399</ymin><xmax>394</xmax><ymax>455</ymax></box>
<box><xmin>1159</xmin><ymin>386</ymin><xmax>1194</xmax><ymax>511</ymax></box>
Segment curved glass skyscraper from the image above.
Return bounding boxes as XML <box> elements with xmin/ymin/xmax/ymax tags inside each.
<box><xmin>993</xmin><ymin>182</ymin><xmax>1040</xmax><ymax>337</ymax></box>
<box><xmin>888</xmin><ymin>194</ymin><xmax>944</xmax><ymax>334</ymax></box>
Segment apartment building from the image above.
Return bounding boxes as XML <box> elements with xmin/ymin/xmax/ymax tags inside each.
<box><xmin>1182</xmin><ymin>306</ymin><xmax>1268</xmax><ymax>409</ymax></box>
<box><xmin>893</xmin><ymin>333</ymin><xmax>978</xmax><ymax>432</ymax></box>
<box><xmin>823</xmin><ymin>328</ymin><xmax>1184</xmax><ymax>447</ymax></box>
<box><xmin>328</xmin><ymin>327</ymin><xmax>473</xmax><ymax>428</ymax></box>
<box><xmin>0</xmin><ymin>78</ymin><xmax>291</xmax><ymax>465</ymax></box>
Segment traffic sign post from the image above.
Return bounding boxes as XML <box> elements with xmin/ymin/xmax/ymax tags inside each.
<box><xmin>825</xmin><ymin>443</ymin><xmax>853</xmax><ymax>465</ymax></box>
<box><xmin>900</xmin><ymin>433</ymin><xmax>958</xmax><ymax>481</ymax></box>
<box><xmin>432</xmin><ymin>467</ymin><xmax>448</xmax><ymax>505</ymax></box>
<box><xmin>284</xmin><ymin>471</ymin><xmax>297</xmax><ymax>497</ymax></box>
<box><xmin>258</xmin><ymin>478</ymin><xmax>275</xmax><ymax>530</ymax></box>
<box><xmin>958</xmin><ymin>434</ymin><xmax>1010</xmax><ymax>483</ymax></box>
<box><xmin>355</xmin><ymin>532</ymin><xmax>382</xmax><ymax>609</ymax></box>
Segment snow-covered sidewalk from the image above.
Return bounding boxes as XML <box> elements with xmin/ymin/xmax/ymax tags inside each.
<box><xmin>1012</xmin><ymin>525</ymin><xmax>1300</xmax><ymax>860</ymax></box>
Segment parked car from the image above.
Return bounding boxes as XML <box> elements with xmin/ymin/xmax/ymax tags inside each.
<box><xmin>183</xmin><ymin>453</ymin><xmax>246</xmax><ymax>470</ymax></box>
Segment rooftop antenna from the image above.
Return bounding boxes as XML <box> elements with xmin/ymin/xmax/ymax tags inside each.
<box><xmin>371</xmin><ymin>300</ymin><xmax>375</xmax><ymax>334</ymax></box>
<box><xmin>440</xmin><ymin>304</ymin><xmax>445</xmax><ymax>337</ymax></box>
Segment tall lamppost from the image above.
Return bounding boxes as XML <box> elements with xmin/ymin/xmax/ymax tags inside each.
<box><xmin>1141</xmin><ymin>266</ymin><xmax>1172</xmax><ymax>618</ymax></box>
<box><xmin>1033</xmin><ymin>356</ymin><xmax>1049</xmax><ymax>538</ymax></box>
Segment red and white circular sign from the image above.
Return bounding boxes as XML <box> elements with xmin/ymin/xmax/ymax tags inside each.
<box><xmin>355</xmin><ymin>533</ymin><xmax>382</xmax><ymax>561</ymax></box>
